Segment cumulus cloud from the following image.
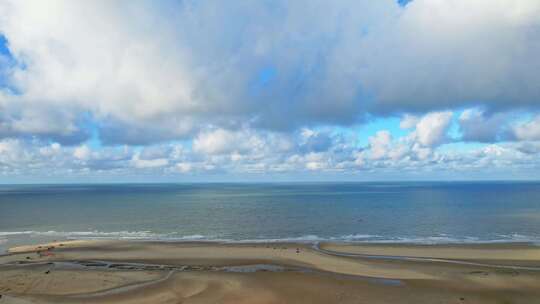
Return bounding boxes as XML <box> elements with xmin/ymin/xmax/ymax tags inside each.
<box><xmin>0</xmin><ymin>1</ymin><xmax>199</xmax><ymax>144</ymax></box>
<box><xmin>0</xmin><ymin>0</ymin><xmax>538</xmax><ymax>146</ymax></box>
<box><xmin>353</xmin><ymin>111</ymin><xmax>455</xmax><ymax>169</ymax></box>
<box><xmin>1</xmin><ymin>119</ymin><xmax>540</xmax><ymax>180</ymax></box>
<box><xmin>131</xmin><ymin>153</ymin><xmax>168</xmax><ymax>169</ymax></box>
<box><xmin>516</xmin><ymin>142</ymin><xmax>540</xmax><ymax>155</ymax></box>
<box><xmin>193</xmin><ymin>128</ymin><xmax>264</xmax><ymax>155</ymax></box>
<box><xmin>73</xmin><ymin>145</ymin><xmax>91</xmax><ymax>160</ymax></box>
<box><xmin>458</xmin><ymin>109</ymin><xmax>515</xmax><ymax>142</ymax></box>
<box><xmin>368</xmin><ymin>131</ymin><xmax>393</xmax><ymax>160</ymax></box>
<box><xmin>0</xmin><ymin>1</ymin><xmax>539</xmax><ymax>180</ymax></box>
<box><xmin>513</xmin><ymin>115</ymin><xmax>540</xmax><ymax>141</ymax></box>
<box><xmin>364</xmin><ymin>0</ymin><xmax>540</xmax><ymax>114</ymax></box>
<box><xmin>410</xmin><ymin>112</ymin><xmax>453</xmax><ymax>147</ymax></box>
<box><xmin>0</xmin><ymin>138</ymin><xmax>30</xmax><ymax>166</ymax></box>
<box><xmin>399</xmin><ymin>115</ymin><xmax>419</xmax><ymax>129</ymax></box>
<box><xmin>299</xmin><ymin>129</ymin><xmax>334</xmax><ymax>153</ymax></box>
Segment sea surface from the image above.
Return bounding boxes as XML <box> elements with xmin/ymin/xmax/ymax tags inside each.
<box><xmin>1</xmin><ymin>182</ymin><xmax>540</xmax><ymax>253</ymax></box>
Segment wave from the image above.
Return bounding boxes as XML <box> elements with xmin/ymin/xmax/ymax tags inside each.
<box><xmin>0</xmin><ymin>231</ymin><xmax>207</xmax><ymax>240</ymax></box>
<box><xmin>1</xmin><ymin>231</ymin><xmax>540</xmax><ymax>245</ymax></box>
<box><xmin>234</xmin><ymin>234</ymin><xmax>384</xmax><ymax>243</ymax></box>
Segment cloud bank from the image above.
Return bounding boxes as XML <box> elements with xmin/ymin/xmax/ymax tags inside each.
<box><xmin>0</xmin><ymin>0</ymin><xmax>539</xmax><ymax>180</ymax></box>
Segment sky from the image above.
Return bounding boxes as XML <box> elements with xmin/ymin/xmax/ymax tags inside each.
<box><xmin>0</xmin><ymin>0</ymin><xmax>540</xmax><ymax>183</ymax></box>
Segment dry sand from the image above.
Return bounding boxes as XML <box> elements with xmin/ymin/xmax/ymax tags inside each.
<box><xmin>1</xmin><ymin>240</ymin><xmax>540</xmax><ymax>303</ymax></box>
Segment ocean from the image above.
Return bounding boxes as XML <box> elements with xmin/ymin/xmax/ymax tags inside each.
<box><xmin>1</xmin><ymin>182</ymin><xmax>540</xmax><ymax>253</ymax></box>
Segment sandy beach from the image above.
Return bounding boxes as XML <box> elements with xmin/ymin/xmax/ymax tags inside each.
<box><xmin>1</xmin><ymin>240</ymin><xmax>540</xmax><ymax>303</ymax></box>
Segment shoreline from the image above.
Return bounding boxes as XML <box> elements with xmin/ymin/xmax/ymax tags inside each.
<box><xmin>2</xmin><ymin>240</ymin><xmax>540</xmax><ymax>303</ymax></box>
<box><xmin>6</xmin><ymin>238</ymin><xmax>540</xmax><ymax>255</ymax></box>
<box><xmin>3</xmin><ymin>234</ymin><xmax>540</xmax><ymax>253</ymax></box>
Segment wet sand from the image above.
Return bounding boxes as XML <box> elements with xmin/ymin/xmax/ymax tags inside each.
<box><xmin>1</xmin><ymin>240</ymin><xmax>540</xmax><ymax>303</ymax></box>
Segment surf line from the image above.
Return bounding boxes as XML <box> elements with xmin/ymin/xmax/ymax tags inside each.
<box><xmin>312</xmin><ymin>243</ymin><xmax>540</xmax><ymax>272</ymax></box>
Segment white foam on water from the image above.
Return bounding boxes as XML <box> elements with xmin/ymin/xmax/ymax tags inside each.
<box><xmin>0</xmin><ymin>230</ymin><xmax>172</xmax><ymax>239</ymax></box>
<box><xmin>332</xmin><ymin>234</ymin><xmax>381</xmax><ymax>241</ymax></box>
<box><xmin>1</xmin><ymin>231</ymin><xmax>540</xmax><ymax>245</ymax></box>
<box><xmin>0</xmin><ymin>231</ymin><xmax>36</xmax><ymax>236</ymax></box>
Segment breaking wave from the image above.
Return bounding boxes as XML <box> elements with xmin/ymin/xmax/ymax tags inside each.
<box><xmin>1</xmin><ymin>231</ymin><xmax>540</xmax><ymax>245</ymax></box>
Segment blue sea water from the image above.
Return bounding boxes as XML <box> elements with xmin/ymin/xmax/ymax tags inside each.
<box><xmin>1</xmin><ymin>182</ymin><xmax>540</xmax><ymax>253</ymax></box>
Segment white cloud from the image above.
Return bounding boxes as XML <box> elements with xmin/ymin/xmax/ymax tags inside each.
<box><xmin>0</xmin><ymin>139</ymin><xmax>27</xmax><ymax>164</ymax></box>
<box><xmin>73</xmin><ymin>145</ymin><xmax>91</xmax><ymax>160</ymax></box>
<box><xmin>513</xmin><ymin>115</ymin><xmax>540</xmax><ymax>141</ymax></box>
<box><xmin>413</xmin><ymin>112</ymin><xmax>453</xmax><ymax>147</ymax></box>
<box><xmin>362</xmin><ymin>0</ymin><xmax>540</xmax><ymax>113</ymax></box>
<box><xmin>0</xmin><ymin>0</ymin><xmax>538</xmax><ymax>145</ymax></box>
<box><xmin>299</xmin><ymin>128</ymin><xmax>334</xmax><ymax>152</ymax></box>
<box><xmin>353</xmin><ymin>112</ymin><xmax>454</xmax><ymax>167</ymax></box>
<box><xmin>39</xmin><ymin>142</ymin><xmax>61</xmax><ymax>157</ymax></box>
<box><xmin>193</xmin><ymin>129</ymin><xmax>257</xmax><ymax>155</ymax></box>
<box><xmin>0</xmin><ymin>1</ymin><xmax>539</xmax><ymax>180</ymax></box>
<box><xmin>176</xmin><ymin>163</ymin><xmax>192</xmax><ymax>173</ymax></box>
<box><xmin>368</xmin><ymin>131</ymin><xmax>392</xmax><ymax>160</ymax></box>
<box><xmin>399</xmin><ymin>114</ymin><xmax>419</xmax><ymax>129</ymax></box>
<box><xmin>192</xmin><ymin>130</ymin><xmax>227</xmax><ymax>154</ymax></box>
<box><xmin>458</xmin><ymin>108</ymin><xmax>516</xmax><ymax>142</ymax></box>
<box><xmin>0</xmin><ymin>124</ymin><xmax>539</xmax><ymax>180</ymax></box>
<box><xmin>130</xmin><ymin>153</ymin><xmax>168</xmax><ymax>169</ymax></box>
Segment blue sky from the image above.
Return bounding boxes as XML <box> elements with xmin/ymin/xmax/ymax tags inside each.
<box><xmin>0</xmin><ymin>0</ymin><xmax>539</xmax><ymax>183</ymax></box>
